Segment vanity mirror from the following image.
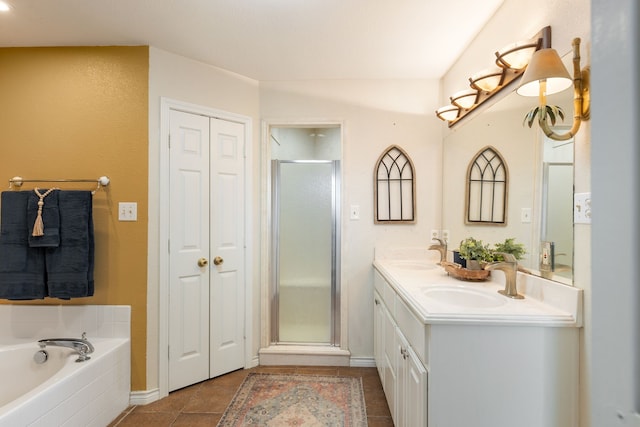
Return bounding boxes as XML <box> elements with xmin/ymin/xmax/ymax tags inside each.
<box><xmin>442</xmin><ymin>55</ymin><xmax>575</xmax><ymax>285</ymax></box>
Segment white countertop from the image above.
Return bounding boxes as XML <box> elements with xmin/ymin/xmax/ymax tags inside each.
<box><xmin>373</xmin><ymin>247</ymin><xmax>583</xmax><ymax>327</ymax></box>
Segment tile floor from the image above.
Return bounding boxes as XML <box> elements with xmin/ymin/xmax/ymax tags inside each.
<box><xmin>108</xmin><ymin>365</ymin><xmax>393</xmax><ymax>426</ymax></box>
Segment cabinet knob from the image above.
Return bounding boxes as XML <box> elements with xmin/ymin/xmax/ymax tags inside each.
<box><xmin>374</xmin><ymin>299</ymin><xmax>380</xmax><ymax>305</ymax></box>
<box><xmin>213</xmin><ymin>256</ymin><xmax>224</xmax><ymax>266</ymax></box>
<box><xmin>197</xmin><ymin>258</ymin><xmax>208</xmax><ymax>267</ymax></box>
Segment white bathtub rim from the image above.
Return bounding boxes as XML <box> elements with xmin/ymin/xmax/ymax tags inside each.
<box><xmin>0</xmin><ymin>337</ymin><xmax>129</xmax><ymax>419</ymax></box>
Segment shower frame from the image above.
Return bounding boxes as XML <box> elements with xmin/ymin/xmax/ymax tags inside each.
<box><xmin>270</xmin><ymin>159</ymin><xmax>341</xmax><ymax>346</ymax></box>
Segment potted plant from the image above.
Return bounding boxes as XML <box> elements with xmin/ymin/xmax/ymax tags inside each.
<box><xmin>458</xmin><ymin>237</ymin><xmax>494</xmax><ymax>270</ymax></box>
<box><xmin>492</xmin><ymin>237</ymin><xmax>526</xmax><ymax>261</ymax></box>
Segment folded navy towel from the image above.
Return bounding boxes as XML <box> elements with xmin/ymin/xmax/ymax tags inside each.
<box><xmin>45</xmin><ymin>191</ymin><xmax>94</xmax><ymax>299</ymax></box>
<box><xmin>28</xmin><ymin>189</ymin><xmax>60</xmax><ymax>248</ymax></box>
<box><xmin>0</xmin><ymin>192</ymin><xmax>47</xmax><ymax>299</ymax></box>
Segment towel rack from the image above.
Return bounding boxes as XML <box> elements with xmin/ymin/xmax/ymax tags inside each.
<box><xmin>8</xmin><ymin>176</ymin><xmax>110</xmax><ymax>194</ymax></box>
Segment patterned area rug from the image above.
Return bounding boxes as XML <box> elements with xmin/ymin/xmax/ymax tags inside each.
<box><xmin>217</xmin><ymin>373</ymin><xmax>368</xmax><ymax>426</ymax></box>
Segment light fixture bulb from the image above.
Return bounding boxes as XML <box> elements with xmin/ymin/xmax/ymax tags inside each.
<box><xmin>516</xmin><ymin>48</ymin><xmax>572</xmax><ymax>97</ymax></box>
<box><xmin>435</xmin><ymin>105</ymin><xmax>460</xmax><ymax>122</ymax></box>
<box><xmin>469</xmin><ymin>68</ymin><xmax>505</xmax><ymax>92</ymax></box>
<box><xmin>495</xmin><ymin>39</ymin><xmax>540</xmax><ymax>70</ymax></box>
<box><xmin>450</xmin><ymin>89</ymin><xmax>479</xmax><ymax>109</ymax></box>
<box><xmin>0</xmin><ymin>1</ymin><xmax>10</xmax><ymax>12</ymax></box>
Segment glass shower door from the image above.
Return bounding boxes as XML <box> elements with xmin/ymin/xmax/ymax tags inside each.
<box><xmin>272</xmin><ymin>160</ymin><xmax>340</xmax><ymax>345</ymax></box>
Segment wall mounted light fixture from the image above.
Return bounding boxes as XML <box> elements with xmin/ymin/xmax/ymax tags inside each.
<box><xmin>436</xmin><ymin>26</ymin><xmax>551</xmax><ymax>127</ymax></box>
<box><xmin>469</xmin><ymin>68</ymin><xmax>505</xmax><ymax>92</ymax></box>
<box><xmin>516</xmin><ymin>38</ymin><xmax>590</xmax><ymax>141</ymax></box>
<box><xmin>435</xmin><ymin>105</ymin><xmax>460</xmax><ymax>122</ymax></box>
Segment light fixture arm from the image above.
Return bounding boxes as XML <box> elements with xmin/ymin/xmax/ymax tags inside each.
<box><xmin>538</xmin><ymin>38</ymin><xmax>590</xmax><ymax>141</ymax></box>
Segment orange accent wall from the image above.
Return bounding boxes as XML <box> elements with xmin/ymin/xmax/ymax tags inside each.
<box><xmin>0</xmin><ymin>47</ymin><xmax>149</xmax><ymax>391</ymax></box>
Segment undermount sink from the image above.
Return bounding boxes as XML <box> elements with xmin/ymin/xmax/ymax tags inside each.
<box><xmin>421</xmin><ymin>285</ymin><xmax>507</xmax><ymax>308</ymax></box>
<box><xmin>387</xmin><ymin>260</ymin><xmax>436</xmax><ymax>270</ymax></box>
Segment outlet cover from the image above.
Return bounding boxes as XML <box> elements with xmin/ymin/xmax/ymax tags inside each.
<box><xmin>118</xmin><ymin>202</ymin><xmax>138</xmax><ymax>221</ymax></box>
<box><xmin>350</xmin><ymin>205</ymin><xmax>360</xmax><ymax>220</ymax></box>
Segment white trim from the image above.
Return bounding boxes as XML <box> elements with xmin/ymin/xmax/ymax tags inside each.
<box><xmin>159</xmin><ymin>97</ymin><xmax>253</xmax><ymax>399</ymax></box>
<box><xmin>350</xmin><ymin>357</ymin><xmax>376</xmax><ymax>368</ymax></box>
<box><xmin>259</xmin><ymin>345</ymin><xmax>351</xmax><ymax>366</ymax></box>
<box><xmin>129</xmin><ymin>389</ymin><xmax>160</xmax><ymax>406</ymax></box>
<box><xmin>259</xmin><ymin>119</ymin><xmax>348</xmax><ymax>353</ymax></box>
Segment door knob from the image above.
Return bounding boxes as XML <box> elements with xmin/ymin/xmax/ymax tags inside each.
<box><xmin>197</xmin><ymin>258</ymin><xmax>208</xmax><ymax>267</ymax></box>
<box><xmin>213</xmin><ymin>256</ymin><xmax>224</xmax><ymax>266</ymax></box>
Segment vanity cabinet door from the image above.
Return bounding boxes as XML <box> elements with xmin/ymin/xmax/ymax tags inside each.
<box><xmin>383</xmin><ymin>301</ymin><xmax>399</xmax><ymax>422</ymax></box>
<box><xmin>405</xmin><ymin>344</ymin><xmax>427</xmax><ymax>427</ymax></box>
<box><xmin>396</xmin><ymin>327</ymin><xmax>428</xmax><ymax>427</ymax></box>
<box><xmin>373</xmin><ymin>292</ymin><xmax>385</xmax><ymax>386</ymax></box>
<box><xmin>373</xmin><ymin>270</ymin><xmax>427</xmax><ymax>426</ymax></box>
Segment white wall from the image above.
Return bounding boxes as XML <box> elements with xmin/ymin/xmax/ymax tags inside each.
<box><xmin>260</xmin><ymin>79</ymin><xmax>442</xmax><ymax>358</ymax></box>
<box><xmin>591</xmin><ymin>0</ymin><xmax>640</xmax><ymax>425</ymax></box>
<box><xmin>147</xmin><ymin>47</ymin><xmax>261</xmax><ymax>391</ymax></box>
<box><xmin>441</xmin><ymin>0</ymin><xmax>592</xmax><ymax>424</ymax></box>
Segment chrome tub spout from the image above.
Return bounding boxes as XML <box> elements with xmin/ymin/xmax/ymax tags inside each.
<box><xmin>38</xmin><ymin>332</ymin><xmax>95</xmax><ymax>362</ymax></box>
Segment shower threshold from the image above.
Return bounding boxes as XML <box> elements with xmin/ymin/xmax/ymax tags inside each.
<box><xmin>258</xmin><ymin>345</ymin><xmax>350</xmax><ymax>366</ymax></box>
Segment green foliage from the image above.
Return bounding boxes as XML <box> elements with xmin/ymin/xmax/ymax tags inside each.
<box><xmin>458</xmin><ymin>237</ymin><xmax>495</xmax><ymax>262</ymax></box>
<box><xmin>458</xmin><ymin>237</ymin><xmax>527</xmax><ymax>265</ymax></box>
<box><xmin>492</xmin><ymin>238</ymin><xmax>527</xmax><ymax>260</ymax></box>
<box><xmin>523</xmin><ymin>104</ymin><xmax>565</xmax><ymax>128</ymax></box>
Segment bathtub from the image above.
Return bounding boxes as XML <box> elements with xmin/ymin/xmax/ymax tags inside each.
<box><xmin>0</xmin><ymin>338</ymin><xmax>130</xmax><ymax>427</ymax></box>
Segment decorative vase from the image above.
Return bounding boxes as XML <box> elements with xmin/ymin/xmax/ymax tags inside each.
<box><xmin>466</xmin><ymin>260</ymin><xmax>481</xmax><ymax>270</ymax></box>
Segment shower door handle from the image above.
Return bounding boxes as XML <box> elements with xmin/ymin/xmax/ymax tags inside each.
<box><xmin>213</xmin><ymin>256</ymin><xmax>224</xmax><ymax>266</ymax></box>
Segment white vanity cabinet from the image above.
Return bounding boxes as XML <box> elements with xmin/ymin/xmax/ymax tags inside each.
<box><xmin>373</xmin><ymin>259</ymin><xmax>582</xmax><ymax>427</ymax></box>
<box><xmin>374</xmin><ymin>271</ymin><xmax>428</xmax><ymax>427</ymax></box>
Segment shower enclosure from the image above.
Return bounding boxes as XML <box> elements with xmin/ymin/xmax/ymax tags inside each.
<box><xmin>271</xmin><ymin>159</ymin><xmax>340</xmax><ymax>345</ymax></box>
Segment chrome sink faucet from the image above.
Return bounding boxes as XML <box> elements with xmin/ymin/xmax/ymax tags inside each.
<box><xmin>428</xmin><ymin>237</ymin><xmax>447</xmax><ymax>264</ymax></box>
<box><xmin>485</xmin><ymin>253</ymin><xmax>524</xmax><ymax>299</ymax></box>
<box><xmin>38</xmin><ymin>332</ymin><xmax>95</xmax><ymax>362</ymax></box>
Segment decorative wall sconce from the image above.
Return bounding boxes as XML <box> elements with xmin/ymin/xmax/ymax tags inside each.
<box><xmin>516</xmin><ymin>38</ymin><xmax>590</xmax><ymax>141</ymax></box>
<box><xmin>436</xmin><ymin>26</ymin><xmax>551</xmax><ymax>127</ymax></box>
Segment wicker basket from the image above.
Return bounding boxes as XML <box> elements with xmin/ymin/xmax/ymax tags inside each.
<box><xmin>442</xmin><ymin>262</ymin><xmax>490</xmax><ymax>281</ymax></box>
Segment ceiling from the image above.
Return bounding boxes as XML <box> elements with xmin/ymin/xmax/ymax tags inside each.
<box><xmin>0</xmin><ymin>0</ymin><xmax>504</xmax><ymax>81</ymax></box>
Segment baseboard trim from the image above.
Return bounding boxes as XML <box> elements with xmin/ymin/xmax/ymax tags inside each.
<box><xmin>350</xmin><ymin>356</ymin><xmax>376</xmax><ymax>368</ymax></box>
<box><xmin>129</xmin><ymin>388</ymin><xmax>160</xmax><ymax>406</ymax></box>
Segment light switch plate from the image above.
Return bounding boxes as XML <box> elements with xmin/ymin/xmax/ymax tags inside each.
<box><xmin>118</xmin><ymin>202</ymin><xmax>138</xmax><ymax>221</ymax></box>
<box><xmin>574</xmin><ymin>192</ymin><xmax>592</xmax><ymax>224</ymax></box>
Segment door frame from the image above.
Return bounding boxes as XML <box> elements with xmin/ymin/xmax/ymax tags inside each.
<box><xmin>259</xmin><ymin>119</ymin><xmax>347</xmax><ymax>351</ymax></box>
<box><xmin>159</xmin><ymin>97</ymin><xmax>253</xmax><ymax>398</ymax></box>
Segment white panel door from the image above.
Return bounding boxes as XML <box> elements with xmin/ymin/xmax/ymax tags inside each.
<box><xmin>168</xmin><ymin>110</ymin><xmax>211</xmax><ymax>391</ymax></box>
<box><xmin>209</xmin><ymin>118</ymin><xmax>245</xmax><ymax>377</ymax></box>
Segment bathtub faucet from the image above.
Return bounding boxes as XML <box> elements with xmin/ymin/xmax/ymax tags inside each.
<box><xmin>38</xmin><ymin>332</ymin><xmax>95</xmax><ymax>362</ymax></box>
